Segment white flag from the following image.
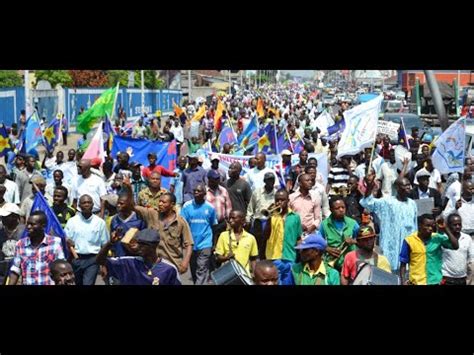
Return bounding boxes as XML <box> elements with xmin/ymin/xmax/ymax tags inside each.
<box><xmin>336</xmin><ymin>95</ymin><xmax>383</xmax><ymax>158</ymax></box>
<box><xmin>431</xmin><ymin>117</ymin><xmax>466</xmax><ymax>174</ymax></box>
<box><xmin>311</xmin><ymin>110</ymin><xmax>335</xmax><ymax>135</ymax></box>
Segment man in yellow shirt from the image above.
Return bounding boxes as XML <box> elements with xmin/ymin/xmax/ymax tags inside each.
<box><xmin>215</xmin><ymin>210</ymin><xmax>258</xmax><ymax>276</ymax></box>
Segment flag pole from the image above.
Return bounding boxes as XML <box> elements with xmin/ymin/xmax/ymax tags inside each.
<box><xmin>111</xmin><ymin>82</ymin><xmax>120</xmax><ymax>123</ymax></box>
<box><xmin>274</xmin><ymin>119</ymin><xmax>280</xmax><ymax>155</ymax></box>
<box><xmin>400</xmin><ymin>115</ymin><xmax>410</xmax><ymax>150</ymax></box>
<box><xmin>285</xmin><ymin>126</ymin><xmax>294</xmax><ymax>152</ymax></box>
<box><xmin>366</xmin><ymin>96</ymin><xmax>383</xmax><ymax>178</ymax></box>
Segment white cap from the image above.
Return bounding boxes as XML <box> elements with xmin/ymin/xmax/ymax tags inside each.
<box><xmin>416</xmin><ymin>168</ymin><xmax>431</xmax><ymax>178</ymax></box>
<box><xmin>0</xmin><ymin>203</ymin><xmax>21</xmax><ymax>217</ymax></box>
<box><xmin>210</xmin><ymin>154</ymin><xmax>220</xmax><ymax>161</ymax></box>
<box><xmin>281</xmin><ymin>149</ymin><xmax>292</xmax><ymax>156</ymax></box>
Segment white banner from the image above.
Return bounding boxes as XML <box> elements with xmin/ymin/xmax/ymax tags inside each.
<box><xmin>337</xmin><ymin>95</ymin><xmax>383</xmax><ymax>158</ymax></box>
<box><xmin>378</xmin><ymin>120</ymin><xmax>400</xmax><ymax>140</ymax></box>
<box><xmin>198</xmin><ymin>151</ymin><xmax>329</xmax><ymax>184</ymax></box>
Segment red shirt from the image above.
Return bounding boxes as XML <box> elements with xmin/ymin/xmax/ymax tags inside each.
<box><xmin>142</xmin><ymin>165</ymin><xmax>175</xmax><ymax>180</ymax></box>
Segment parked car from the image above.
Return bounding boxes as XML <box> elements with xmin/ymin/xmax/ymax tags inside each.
<box><xmin>382</xmin><ymin>113</ymin><xmax>431</xmax><ymax>140</ymax></box>
<box><xmin>385</xmin><ymin>100</ymin><xmax>403</xmax><ymax>113</ymax></box>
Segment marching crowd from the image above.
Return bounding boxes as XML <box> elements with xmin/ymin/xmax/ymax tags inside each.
<box><xmin>0</xmin><ymin>82</ymin><xmax>473</xmax><ymax>286</ymax></box>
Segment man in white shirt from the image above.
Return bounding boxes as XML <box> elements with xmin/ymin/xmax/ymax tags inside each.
<box><xmin>71</xmin><ymin>159</ymin><xmax>107</xmax><ymax>216</ymax></box>
<box><xmin>0</xmin><ymin>165</ymin><xmax>19</xmax><ymax>204</ymax></box>
<box><xmin>170</xmin><ymin>119</ymin><xmax>184</xmax><ymax>155</ymax></box>
<box><xmin>244</xmin><ymin>153</ymin><xmax>279</xmax><ymax>190</ymax></box>
<box><xmin>65</xmin><ymin>194</ymin><xmax>109</xmax><ymax>285</ymax></box>
<box><xmin>377</xmin><ymin>149</ymin><xmax>399</xmax><ymax>198</ymax></box>
<box><xmin>441</xmin><ymin>213</ymin><xmax>474</xmax><ymax>285</ymax></box>
<box><xmin>354</xmin><ymin>147</ymin><xmax>383</xmax><ymax>179</ymax></box>
<box><xmin>414</xmin><ymin>158</ymin><xmax>442</xmax><ymax>193</ymax></box>
<box><xmin>443</xmin><ymin>180</ymin><xmax>474</xmax><ymax>236</ymax></box>
<box><xmin>46</xmin><ymin>169</ymin><xmax>72</xmax><ymax>205</ymax></box>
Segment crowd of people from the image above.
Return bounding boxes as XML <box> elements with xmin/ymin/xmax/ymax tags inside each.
<box><xmin>0</xmin><ymin>81</ymin><xmax>473</xmax><ymax>286</ymax></box>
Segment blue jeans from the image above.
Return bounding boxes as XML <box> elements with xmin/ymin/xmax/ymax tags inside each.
<box><xmin>72</xmin><ymin>254</ymin><xmax>99</xmax><ymax>286</ymax></box>
<box><xmin>272</xmin><ymin>259</ymin><xmax>294</xmax><ymax>285</ymax></box>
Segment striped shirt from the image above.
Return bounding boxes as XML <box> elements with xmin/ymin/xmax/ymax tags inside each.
<box><xmin>328</xmin><ymin>165</ymin><xmax>350</xmax><ymax>192</ymax></box>
<box><xmin>206</xmin><ymin>186</ymin><xmax>232</xmax><ymax>222</ymax></box>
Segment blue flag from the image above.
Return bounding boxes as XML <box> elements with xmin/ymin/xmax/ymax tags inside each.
<box><xmin>22</xmin><ymin>192</ymin><xmax>69</xmax><ymax>258</ymax></box>
<box><xmin>111</xmin><ymin>136</ymin><xmax>177</xmax><ymax>189</ymax></box>
<box><xmin>217</xmin><ymin>126</ymin><xmax>237</xmax><ymax>151</ymax></box>
<box><xmin>43</xmin><ymin>118</ymin><xmax>61</xmax><ymax>153</ymax></box>
<box><xmin>327</xmin><ymin>117</ymin><xmax>346</xmax><ymax>136</ymax></box>
<box><xmin>276</xmin><ymin>131</ymin><xmax>291</xmax><ymax>152</ymax></box>
<box><xmin>103</xmin><ymin>115</ymin><xmax>116</xmax><ymax>151</ymax></box>
<box><xmin>237</xmin><ymin>115</ymin><xmax>259</xmax><ymax>149</ymax></box>
<box><xmin>25</xmin><ymin>111</ymin><xmax>44</xmax><ymax>153</ymax></box>
<box><xmin>0</xmin><ymin>124</ymin><xmax>12</xmax><ymax>157</ymax></box>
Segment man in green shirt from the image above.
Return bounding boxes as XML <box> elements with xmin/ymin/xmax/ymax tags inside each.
<box><xmin>399</xmin><ymin>214</ymin><xmax>459</xmax><ymax>285</ymax></box>
<box><xmin>290</xmin><ymin>232</ymin><xmax>340</xmax><ymax>285</ymax></box>
<box><xmin>320</xmin><ymin>196</ymin><xmax>359</xmax><ymax>271</ymax></box>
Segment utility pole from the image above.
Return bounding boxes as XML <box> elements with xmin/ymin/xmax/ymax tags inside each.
<box><xmin>424</xmin><ymin>70</ymin><xmax>448</xmax><ymax>130</ymax></box>
<box><xmin>141</xmin><ymin>70</ymin><xmax>145</xmax><ymax>116</ymax></box>
<box><xmin>188</xmin><ymin>70</ymin><xmax>192</xmax><ymax>101</ymax></box>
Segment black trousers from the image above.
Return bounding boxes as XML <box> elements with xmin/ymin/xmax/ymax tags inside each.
<box><xmin>441</xmin><ymin>276</ymin><xmax>467</xmax><ymax>285</ymax></box>
<box><xmin>252</xmin><ymin>219</ymin><xmax>268</xmax><ymax>260</ymax></box>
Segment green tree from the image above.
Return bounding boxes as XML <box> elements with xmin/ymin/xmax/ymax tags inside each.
<box><xmin>0</xmin><ymin>70</ymin><xmax>22</xmax><ymax>87</ymax></box>
<box><xmin>134</xmin><ymin>70</ymin><xmax>166</xmax><ymax>89</ymax></box>
<box><xmin>107</xmin><ymin>70</ymin><xmax>130</xmax><ymax>87</ymax></box>
<box><xmin>35</xmin><ymin>70</ymin><xmax>73</xmax><ymax>88</ymax></box>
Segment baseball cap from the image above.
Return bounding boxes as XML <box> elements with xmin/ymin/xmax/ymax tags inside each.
<box><xmin>135</xmin><ymin>228</ymin><xmax>160</xmax><ymax>244</ymax></box>
<box><xmin>207</xmin><ymin>169</ymin><xmax>221</xmax><ymax>180</ymax></box>
<box><xmin>0</xmin><ymin>203</ymin><xmax>21</xmax><ymax>217</ymax></box>
<box><xmin>415</xmin><ymin>168</ymin><xmax>431</xmax><ymax>179</ymax></box>
<box><xmin>295</xmin><ymin>232</ymin><xmax>327</xmax><ymax>251</ymax></box>
<box><xmin>187</xmin><ymin>153</ymin><xmax>198</xmax><ymax>159</ymax></box>
<box><xmin>281</xmin><ymin>149</ymin><xmax>292</xmax><ymax>156</ymax></box>
<box><xmin>129</xmin><ymin>161</ymin><xmax>142</xmax><ymax>167</ymax></box>
<box><xmin>423</xmin><ymin>134</ymin><xmax>433</xmax><ymax>143</ymax></box>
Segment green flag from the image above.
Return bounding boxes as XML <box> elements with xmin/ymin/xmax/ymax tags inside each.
<box><xmin>76</xmin><ymin>86</ymin><xmax>118</xmax><ymax>134</ymax></box>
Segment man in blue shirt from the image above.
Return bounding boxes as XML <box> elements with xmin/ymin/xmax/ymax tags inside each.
<box><xmin>65</xmin><ymin>194</ymin><xmax>109</xmax><ymax>285</ymax></box>
<box><xmin>96</xmin><ymin>228</ymin><xmax>180</xmax><ymax>285</ymax></box>
<box><xmin>182</xmin><ymin>154</ymin><xmax>207</xmax><ymax>203</ymax></box>
<box><xmin>181</xmin><ymin>183</ymin><xmax>217</xmax><ymax>285</ymax></box>
<box><xmin>110</xmin><ymin>193</ymin><xmax>147</xmax><ymax>257</ymax></box>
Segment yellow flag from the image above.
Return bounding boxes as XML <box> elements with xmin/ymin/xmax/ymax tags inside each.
<box><xmin>214</xmin><ymin>100</ymin><xmax>225</xmax><ymax>127</ymax></box>
<box><xmin>173</xmin><ymin>101</ymin><xmax>184</xmax><ymax>117</ymax></box>
<box><xmin>192</xmin><ymin>104</ymin><xmax>207</xmax><ymax>122</ymax></box>
<box><xmin>257</xmin><ymin>98</ymin><xmax>265</xmax><ymax>118</ymax></box>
